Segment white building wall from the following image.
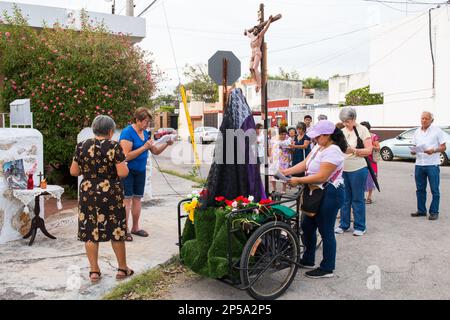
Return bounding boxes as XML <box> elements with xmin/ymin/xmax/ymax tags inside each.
<box><xmin>369</xmin><ymin>6</ymin><xmax>450</xmax><ymax>126</ymax></box>
<box><xmin>328</xmin><ymin>72</ymin><xmax>370</xmax><ymax>105</ymax></box>
<box><xmin>0</xmin><ymin>2</ymin><xmax>146</xmax><ymax>42</ymax></box>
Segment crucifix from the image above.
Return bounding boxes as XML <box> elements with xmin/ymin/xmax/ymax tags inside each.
<box><xmin>245</xmin><ymin>4</ymin><xmax>281</xmax><ymax>197</ymax></box>
<box><xmin>244</xmin><ymin>8</ymin><xmax>281</xmax><ymax>93</ymax></box>
<box><xmin>37</xmin><ymin>171</ymin><xmax>44</xmax><ymax>185</ymax></box>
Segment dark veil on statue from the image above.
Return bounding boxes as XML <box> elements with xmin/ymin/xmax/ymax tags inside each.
<box><xmin>202</xmin><ymin>88</ymin><xmax>266</xmax><ymax>207</ymax></box>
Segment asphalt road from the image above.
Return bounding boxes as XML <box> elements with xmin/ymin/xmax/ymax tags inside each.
<box><xmin>155</xmin><ymin>144</ymin><xmax>450</xmax><ymax>299</ymax></box>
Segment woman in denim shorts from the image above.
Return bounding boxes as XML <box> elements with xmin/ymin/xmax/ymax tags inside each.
<box><xmin>119</xmin><ymin>107</ymin><xmax>173</xmax><ymax>241</ymax></box>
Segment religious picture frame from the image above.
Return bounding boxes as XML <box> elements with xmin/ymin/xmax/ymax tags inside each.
<box><xmin>3</xmin><ymin>159</ymin><xmax>28</xmax><ymax>189</ymax></box>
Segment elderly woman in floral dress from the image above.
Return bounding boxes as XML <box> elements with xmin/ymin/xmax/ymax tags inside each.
<box><xmin>70</xmin><ymin>115</ymin><xmax>134</xmax><ymax>283</ymax></box>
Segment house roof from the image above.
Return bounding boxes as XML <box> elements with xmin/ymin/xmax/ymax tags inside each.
<box><xmin>0</xmin><ymin>2</ymin><xmax>146</xmax><ymax>43</ymax></box>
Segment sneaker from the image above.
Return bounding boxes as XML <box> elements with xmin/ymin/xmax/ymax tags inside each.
<box><xmin>334</xmin><ymin>227</ymin><xmax>348</xmax><ymax>234</ymax></box>
<box><xmin>305</xmin><ymin>268</ymin><xmax>334</xmax><ymax>279</ymax></box>
<box><xmin>353</xmin><ymin>229</ymin><xmax>366</xmax><ymax>236</ymax></box>
<box><xmin>411</xmin><ymin>212</ymin><xmax>427</xmax><ymax>217</ymax></box>
<box><xmin>428</xmin><ymin>214</ymin><xmax>439</xmax><ymax>221</ymax></box>
<box><xmin>298</xmin><ymin>259</ymin><xmax>315</xmax><ymax>269</ymax></box>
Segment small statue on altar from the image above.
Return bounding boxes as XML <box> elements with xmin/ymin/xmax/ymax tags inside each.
<box><xmin>244</xmin><ymin>15</ymin><xmax>273</xmax><ymax>93</ymax></box>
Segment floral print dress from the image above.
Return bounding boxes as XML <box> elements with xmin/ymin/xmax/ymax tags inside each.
<box><xmin>73</xmin><ymin>138</ymin><xmax>127</xmax><ymax>242</ymax></box>
<box><xmin>269</xmin><ymin>138</ymin><xmax>292</xmax><ymax>182</ymax></box>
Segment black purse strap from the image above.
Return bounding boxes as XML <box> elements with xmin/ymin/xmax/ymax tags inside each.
<box><xmin>353</xmin><ymin>126</ymin><xmax>365</xmax><ymax>149</ymax></box>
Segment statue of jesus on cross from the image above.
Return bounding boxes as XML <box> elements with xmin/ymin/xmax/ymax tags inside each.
<box><xmin>244</xmin><ymin>15</ymin><xmax>274</xmax><ymax>93</ymax></box>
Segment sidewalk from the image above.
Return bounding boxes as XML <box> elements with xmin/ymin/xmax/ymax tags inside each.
<box><xmin>0</xmin><ymin>160</ymin><xmax>194</xmax><ymax>300</ymax></box>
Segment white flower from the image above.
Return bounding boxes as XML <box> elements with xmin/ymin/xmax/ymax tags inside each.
<box><xmin>192</xmin><ymin>190</ymin><xmax>200</xmax><ymax>196</ymax></box>
<box><xmin>187</xmin><ymin>194</ymin><xmax>192</xmax><ymax>198</ymax></box>
<box><xmin>248</xmin><ymin>196</ymin><xmax>254</xmax><ymax>202</ymax></box>
<box><xmin>231</xmin><ymin>201</ymin><xmax>238</xmax><ymax>208</ymax></box>
<box><xmin>242</xmin><ymin>202</ymin><xmax>247</xmax><ymax>207</ymax></box>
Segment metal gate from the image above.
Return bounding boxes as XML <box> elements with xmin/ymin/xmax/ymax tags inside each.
<box><xmin>203</xmin><ymin>113</ymin><xmax>218</xmax><ymax>128</ymax></box>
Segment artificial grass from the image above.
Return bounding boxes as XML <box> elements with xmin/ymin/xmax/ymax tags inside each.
<box><xmin>181</xmin><ymin>207</ymin><xmax>248</xmax><ymax>279</ymax></box>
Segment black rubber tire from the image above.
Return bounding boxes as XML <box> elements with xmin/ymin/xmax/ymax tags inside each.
<box><xmin>240</xmin><ymin>221</ymin><xmax>300</xmax><ymax>300</ymax></box>
<box><xmin>440</xmin><ymin>152</ymin><xmax>449</xmax><ymax>166</ymax></box>
<box><xmin>381</xmin><ymin>147</ymin><xmax>393</xmax><ymax>161</ymax></box>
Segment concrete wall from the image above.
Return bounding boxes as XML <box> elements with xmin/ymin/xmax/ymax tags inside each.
<box><xmin>369</xmin><ymin>6</ymin><xmax>450</xmax><ymax>126</ymax></box>
<box><xmin>328</xmin><ymin>72</ymin><xmax>370</xmax><ymax>105</ymax></box>
<box><xmin>267</xmin><ymin>80</ymin><xmax>302</xmax><ymax>101</ymax></box>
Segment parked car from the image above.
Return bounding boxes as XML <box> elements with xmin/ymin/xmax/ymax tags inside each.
<box><xmin>189</xmin><ymin>126</ymin><xmax>219</xmax><ymax>144</ymax></box>
<box><xmin>154</xmin><ymin>127</ymin><xmax>176</xmax><ymax>140</ymax></box>
<box><xmin>379</xmin><ymin>126</ymin><xmax>450</xmax><ymax>166</ymax></box>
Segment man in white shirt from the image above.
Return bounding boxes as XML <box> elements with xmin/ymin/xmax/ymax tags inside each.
<box><xmin>410</xmin><ymin>111</ymin><xmax>447</xmax><ymax>220</ymax></box>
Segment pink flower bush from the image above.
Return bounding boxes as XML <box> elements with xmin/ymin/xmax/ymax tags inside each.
<box><xmin>0</xmin><ymin>8</ymin><xmax>159</xmax><ymax>168</ymax></box>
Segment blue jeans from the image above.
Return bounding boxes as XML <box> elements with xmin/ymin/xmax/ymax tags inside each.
<box><xmin>340</xmin><ymin>167</ymin><xmax>368</xmax><ymax>232</ymax></box>
<box><xmin>415</xmin><ymin>165</ymin><xmax>440</xmax><ymax>215</ymax></box>
<box><xmin>301</xmin><ymin>184</ymin><xmax>344</xmax><ymax>272</ymax></box>
<box><xmin>122</xmin><ymin>169</ymin><xmax>146</xmax><ymax>198</ymax></box>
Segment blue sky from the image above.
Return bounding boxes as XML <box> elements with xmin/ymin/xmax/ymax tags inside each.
<box><xmin>4</xmin><ymin>0</ymin><xmax>444</xmax><ymax>94</ymax></box>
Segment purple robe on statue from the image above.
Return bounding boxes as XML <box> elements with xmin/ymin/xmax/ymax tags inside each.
<box><xmin>202</xmin><ymin>88</ymin><xmax>266</xmax><ymax>207</ymax></box>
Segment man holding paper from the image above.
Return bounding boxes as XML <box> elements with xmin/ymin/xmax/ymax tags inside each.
<box><xmin>410</xmin><ymin>111</ymin><xmax>447</xmax><ymax>220</ymax></box>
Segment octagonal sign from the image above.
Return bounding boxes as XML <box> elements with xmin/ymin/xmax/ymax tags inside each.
<box><xmin>208</xmin><ymin>50</ymin><xmax>241</xmax><ymax>85</ymax></box>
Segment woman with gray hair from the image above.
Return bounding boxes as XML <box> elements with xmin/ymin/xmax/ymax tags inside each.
<box><xmin>335</xmin><ymin>107</ymin><xmax>373</xmax><ymax>236</ymax></box>
<box><xmin>70</xmin><ymin>115</ymin><xmax>134</xmax><ymax>282</ymax></box>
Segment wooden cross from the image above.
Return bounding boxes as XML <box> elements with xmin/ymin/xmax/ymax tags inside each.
<box><xmin>38</xmin><ymin>171</ymin><xmax>44</xmax><ymax>184</ymax></box>
<box><xmin>246</xmin><ymin>4</ymin><xmax>281</xmax><ymax>196</ymax></box>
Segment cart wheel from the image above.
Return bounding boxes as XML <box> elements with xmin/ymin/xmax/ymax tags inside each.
<box><xmin>240</xmin><ymin>221</ymin><xmax>300</xmax><ymax>300</ymax></box>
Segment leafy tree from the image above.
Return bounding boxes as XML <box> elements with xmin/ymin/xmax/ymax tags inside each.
<box><xmin>182</xmin><ymin>64</ymin><xmax>218</xmax><ymax>103</ymax></box>
<box><xmin>0</xmin><ymin>7</ymin><xmax>159</xmax><ymax>169</ymax></box>
<box><xmin>151</xmin><ymin>93</ymin><xmax>178</xmax><ymax>109</ymax></box>
<box><xmin>268</xmin><ymin>67</ymin><xmax>300</xmax><ymax>81</ymax></box>
<box><xmin>302</xmin><ymin>77</ymin><xmax>328</xmax><ymax>90</ymax></box>
<box><xmin>345</xmin><ymin>86</ymin><xmax>383</xmax><ymax>106</ymax></box>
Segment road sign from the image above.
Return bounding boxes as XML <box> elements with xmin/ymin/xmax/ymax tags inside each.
<box><xmin>208</xmin><ymin>51</ymin><xmax>241</xmax><ymax>85</ymax></box>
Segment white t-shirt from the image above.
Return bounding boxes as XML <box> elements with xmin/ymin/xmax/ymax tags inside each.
<box><xmin>256</xmin><ymin>132</ymin><xmax>265</xmax><ymax>158</ymax></box>
<box><xmin>306</xmin><ymin>144</ymin><xmax>345</xmax><ymax>188</ymax></box>
<box><xmin>342</xmin><ymin>123</ymin><xmax>371</xmax><ymax>172</ymax></box>
<box><xmin>412</xmin><ymin>125</ymin><xmax>447</xmax><ymax>166</ymax></box>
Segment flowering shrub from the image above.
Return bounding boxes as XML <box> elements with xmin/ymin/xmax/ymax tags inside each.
<box><xmin>0</xmin><ymin>7</ymin><xmax>159</xmax><ymax>167</ymax></box>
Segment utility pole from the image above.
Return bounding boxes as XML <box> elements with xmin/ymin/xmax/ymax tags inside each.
<box><xmin>126</xmin><ymin>0</ymin><xmax>134</xmax><ymax>16</ymax></box>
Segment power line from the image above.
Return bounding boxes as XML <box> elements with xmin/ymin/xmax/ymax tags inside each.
<box><xmin>292</xmin><ymin>9</ymin><xmax>430</xmax><ymax>72</ymax></box>
<box><xmin>268</xmin><ymin>25</ymin><xmax>373</xmax><ymax>54</ymax></box>
<box><xmin>368</xmin><ymin>8</ymin><xmax>444</xmax><ymax>68</ymax></box>
<box><xmin>362</xmin><ymin>0</ymin><xmax>447</xmax><ymax>5</ymax></box>
<box><xmin>162</xmin><ymin>1</ymin><xmax>181</xmax><ymax>85</ymax></box>
<box><xmin>138</xmin><ymin>0</ymin><xmax>158</xmax><ymax>17</ymax></box>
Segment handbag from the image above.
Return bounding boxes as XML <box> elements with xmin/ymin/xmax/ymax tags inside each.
<box><xmin>371</xmin><ymin>135</ymin><xmax>381</xmax><ymax>162</ymax></box>
<box><xmin>301</xmin><ymin>183</ymin><xmax>325</xmax><ymax>218</ymax></box>
<box><xmin>372</xmin><ymin>148</ymin><xmax>381</xmax><ymax>163</ymax></box>
<box><xmin>300</xmin><ymin>148</ymin><xmax>324</xmax><ymax>217</ymax></box>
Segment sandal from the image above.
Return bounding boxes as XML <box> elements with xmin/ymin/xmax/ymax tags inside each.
<box><xmin>366</xmin><ymin>199</ymin><xmax>373</xmax><ymax>204</ymax></box>
<box><xmin>125</xmin><ymin>233</ymin><xmax>133</xmax><ymax>242</ymax></box>
<box><xmin>89</xmin><ymin>271</ymin><xmax>101</xmax><ymax>283</ymax></box>
<box><xmin>131</xmin><ymin>229</ymin><xmax>149</xmax><ymax>237</ymax></box>
<box><xmin>116</xmin><ymin>268</ymin><xmax>134</xmax><ymax>280</ymax></box>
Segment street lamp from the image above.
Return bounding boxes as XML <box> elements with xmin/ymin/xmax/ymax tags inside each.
<box><xmin>104</xmin><ymin>0</ymin><xmax>115</xmax><ymax>14</ymax></box>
